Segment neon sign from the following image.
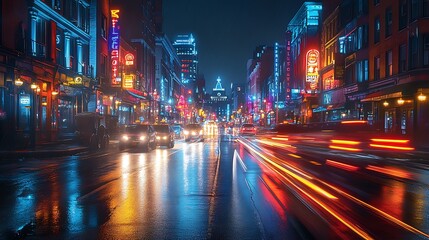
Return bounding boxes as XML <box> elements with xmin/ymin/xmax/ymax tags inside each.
<box><xmin>125</xmin><ymin>53</ymin><xmax>134</xmax><ymax>66</ymax></box>
<box><xmin>109</xmin><ymin>10</ymin><xmax>120</xmax><ymax>86</ymax></box>
<box><xmin>285</xmin><ymin>30</ymin><xmax>292</xmax><ymax>102</ymax></box>
<box><xmin>306</xmin><ymin>49</ymin><xmax>319</xmax><ymax>89</ymax></box>
<box><xmin>123</xmin><ymin>74</ymin><xmax>134</xmax><ymax>89</ymax></box>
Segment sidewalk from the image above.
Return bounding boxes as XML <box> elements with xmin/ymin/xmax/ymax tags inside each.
<box><xmin>0</xmin><ymin>139</ymin><xmax>88</xmax><ymax>159</ymax></box>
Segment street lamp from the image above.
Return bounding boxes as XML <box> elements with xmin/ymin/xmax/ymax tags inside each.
<box><xmin>15</xmin><ymin>78</ymin><xmax>23</xmax><ymax>86</ymax></box>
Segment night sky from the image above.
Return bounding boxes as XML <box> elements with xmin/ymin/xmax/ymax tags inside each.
<box><xmin>163</xmin><ymin>0</ymin><xmax>306</xmax><ymax>93</ymax></box>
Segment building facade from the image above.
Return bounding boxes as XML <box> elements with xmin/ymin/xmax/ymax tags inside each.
<box><xmin>173</xmin><ymin>34</ymin><xmax>198</xmax><ymax>89</ymax></box>
<box><xmin>155</xmin><ymin>34</ymin><xmax>184</xmax><ymax>124</ymax></box>
<box><xmin>318</xmin><ymin>0</ymin><xmax>369</xmax><ymax>123</ymax></box>
<box><xmin>1</xmin><ymin>0</ymin><xmax>98</xmax><ymax>149</ymax></box>
<box><xmin>364</xmin><ymin>0</ymin><xmax>429</xmax><ymax>144</ymax></box>
<box><xmin>287</xmin><ymin>2</ymin><xmax>323</xmax><ymax>124</ymax></box>
<box><xmin>246</xmin><ymin>46</ymin><xmax>274</xmax><ymax>126</ymax></box>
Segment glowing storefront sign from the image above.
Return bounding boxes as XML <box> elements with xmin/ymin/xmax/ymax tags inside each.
<box><xmin>306</xmin><ymin>49</ymin><xmax>319</xmax><ymax>90</ymax></box>
<box><xmin>123</xmin><ymin>75</ymin><xmax>134</xmax><ymax>89</ymax></box>
<box><xmin>125</xmin><ymin>53</ymin><xmax>134</xmax><ymax>66</ymax></box>
<box><xmin>109</xmin><ymin>10</ymin><xmax>120</xmax><ymax>86</ymax></box>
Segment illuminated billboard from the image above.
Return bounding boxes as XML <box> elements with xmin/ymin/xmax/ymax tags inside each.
<box><xmin>109</xmin><ymin>10</ymin><xmax>120</xmax><ymax>86</ymax></box>
<box><xmin>306</xmin><ymin>49</ymin><xmax>319</xmax><ymax>90</ymax></box>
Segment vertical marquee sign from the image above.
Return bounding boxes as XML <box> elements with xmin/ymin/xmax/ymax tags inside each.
<box><xmin>306</xmin><ymin>49</ymin><xmax>319</xmax><ymax>90</ymax></box>
<box><xmin>109</xmin><ymin>10</ymin><xmax>120</xmax><ymax>87</ymax></box>
<box><xmin>285</xmin><ymin>30</ymin><xmax>292</xmax><ymax>103</ymax></box>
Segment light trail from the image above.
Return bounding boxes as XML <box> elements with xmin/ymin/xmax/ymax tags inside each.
<box><xmin>238</xmin><ymin>138</ymin><xmax>373</xmax><ymax>239</ymax></box>
<box><xmin>369</xmin><ymin>144</ymin><xmax>415</xmax><ymax>151</ymax></box>
<box><xmin>326</xmin><ymin>159</ymin><xmax>359</xmax><ymax>172</ymax></box>
<box><xmin>238</xmin><ymin>138</ymin><xmax>429</xmax><ymax>239</ymax></box>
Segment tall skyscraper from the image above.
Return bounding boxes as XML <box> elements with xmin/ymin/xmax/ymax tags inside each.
<box><xmin>173</xmin><ymin>34</ymin><xmax>198</xmax><ymax>89</ymax></box>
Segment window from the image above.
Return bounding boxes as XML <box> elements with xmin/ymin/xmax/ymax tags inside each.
<box><xmin>410</xmin><ymin>35</ymin><xmax>418</xmax><ymax>69</ymax></box>
<box><xmin>101</xmin><ymin>54</ymin><xmax>107</xmax><ymax>76</ymax></box>
<box><xmin>411</xmin><ymin>0</ymin><xmax>419</xmax><ymax>21</ymax></box>
<box><xmin>424</xmin><ymin>35</ymin><xmax>429</xmax><ymax>66</ymax></box>
<box><xmin>374</xmin><ymin>17</ymin><xmax>380</xmax><ymax>43</ymax></box>
<box><xmin>101</xmin><ymin>15</ymin><xmax>107</xmax><ymax>38</ymax></box>
<box><xmin>357</xmin><ymin>25</ymin><xmax>368</xmax><ymax>49</ymax></box>
<box><xmin>399</xmin><ymin>44</ymin><xmax>407</xmax><ymax>73</ymax></box>
<box><xmin>424</xmin><ymin>0</ymin><xmax>429</xmax><ymax>17</ymax></box>
<box><xmin>385</xmin><ymin>50</ymin><xmax>393</xmax><ymax>77</ymax></box>
<box><xmin>357</xmin><ymin>60</ymin><xmax>369</xmax><ymax>82</ymax></box>
<box><xmin>399</xmin><ymin>0</ymin><xmax>408</xmax><ymax>30</ymax></box>
<box><xmin>35</xmin><ymin>18</ymin><xmax>47</xmax><ymax>57</ymax></box>
<box><xmin>385</xmin><ymin>8</ymin><xmax>392</xmax><ymax>37</ymax></box>
<box><xmin>374</xmin><ymin>56</ymin><xmax>380</xmax><ymax>80</ymax></box>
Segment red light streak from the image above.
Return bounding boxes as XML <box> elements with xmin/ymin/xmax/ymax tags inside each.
<box><xmin>369</xmin><ymin>144</ymin><xmax>415</xmax><ymax>151</ymax></box>
<box><xmin>370</xmin><ymin>138</ymin><xmax>409</xmax><ymax>143</ymax></box>
<box><xmin>341</xmin><ymin>120</ymin><xmax>368</xmax><ymax>124</ymax></box>
<box><xmin>329</xmin><ymin>145</ymin><xmax>362</xmax><ymax>152</ymax></box>
<box><xmin>326</xmin><ymin>159</ymin><xmax>359</xmax><ymax>172</ymax></box>
<box><xmin>331</xmin><ymin>139</ymin><xmax>360</xmax><ymax>145</ymax></box>
<box><xmin>366</xmin><ymin>165</ymin><xmax>413</xmax><ymax>180</ymax></box>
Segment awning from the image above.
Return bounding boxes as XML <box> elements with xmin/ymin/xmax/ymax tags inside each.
<box><xmin>361</xmin><ymin>91</ymin><xmax>402</xmax><ymax>102</ymax></box>
<box><xmin>125</xmin><ymin>89</ymin><xmax>148</xmax><ymax>100</ymax></box>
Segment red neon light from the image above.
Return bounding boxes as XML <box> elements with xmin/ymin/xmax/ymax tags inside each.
<box><xmin>341</xmin><ymin>120</ymin><xmax>368</xmax><ymax>124</ymax></box>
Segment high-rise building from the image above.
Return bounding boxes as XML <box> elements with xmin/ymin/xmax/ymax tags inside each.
<box><xmin>173</xmin><ymin>34</ymin><xmax>198</xmax><ymax>88</ymax></box>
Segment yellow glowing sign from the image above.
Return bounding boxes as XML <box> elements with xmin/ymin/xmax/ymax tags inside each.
<box><xmin>125</xmin><ymin>53</ymin><xmax>135</xmax><ymax>66</ymax></box>
<box><xmin>123</xmin><ymin>74</ymin><xmax>134</xmax><ymax>89</ymax></box>
<box><xmin>306</xmin><ymin>49</ymin><xmax>319</xmax><ymax>84</ymax></box>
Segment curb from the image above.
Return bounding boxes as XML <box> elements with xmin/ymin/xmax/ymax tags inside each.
<box><xmin>0</xmin><ymin>147</ymin><xmax>88</xmax><ymax>159</ymax></box>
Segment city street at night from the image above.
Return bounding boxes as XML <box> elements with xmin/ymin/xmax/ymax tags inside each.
<box><xmin>2</xmin><ymin>0</ymin><xmax>429</xmax><ymax>239</ymax></box>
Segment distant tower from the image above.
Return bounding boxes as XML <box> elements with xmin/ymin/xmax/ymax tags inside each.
<box><xmin>173</xmin><ymin>34</ymin><xmax>198</xmax><ymax>89</ymax></box>
<box><xmin>210</xmin><ymin>77</ymin><xmax>230</xmax><ymax>121</ymax></box>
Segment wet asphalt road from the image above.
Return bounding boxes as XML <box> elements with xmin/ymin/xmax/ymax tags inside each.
<box><xmin>0</xmin><ymin>135</ymin><xmax>301</xmax><ymax>239</ymax></box>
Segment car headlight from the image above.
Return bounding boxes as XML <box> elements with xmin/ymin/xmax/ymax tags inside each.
<box><xmin>163</xmin><ymin>136</ymin><xmax>167</xmax><ymax>140</ymax></box>
<box><xmin>122</xmin><ymin>135</ymin><xmax>129</xmax><ymax>141</ymax></box>
<box><xmin>156</xmin><ymin>136</ymin><xmax>161</xmax><ymax>140</ymax></box>
<box><xmin>184</xmin><ymin>130</ymin><xmax>190</xmax><ymax>135</ymax></box>
<box><xmin>199</xmin><ymin>130</ymin><xmax>203</xmax><ymax>134</ymax></box>
<box><xmin>192</xmin><ymin>131</ymin><xmax>197</xmax><ymax>135</ymax></box>
<box><xmin>140</xmin><ymin>136</ymin><xmax>146</xmax><ymax>141</ymax></box>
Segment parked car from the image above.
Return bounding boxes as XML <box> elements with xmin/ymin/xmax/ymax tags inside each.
<box><xmin>183</xmin><ymin>123</ymin><xmax>204</xmax><ymax>142</ymax></box>
<box><xmin>171</xmin><ymin>124</ymin><xmax>183</xmax><ymax>139</ymax></box>
<box><xmin>118</xmin><ymin>124</ymin><xmax>157</xmax><ymax>152</ymax></box>
<box><xmin>239</xmin><ymin>123</ymin><xmax>257</xmax><ymax>136</ymax></box>
<box><xmin>153</xmin><ymin>124</ymin><xmax>175</xmax><ymax>148</ymax></box>
<box><xmin>74</xmin><ymin>112</ymin><xmax>110</xmax><ymax>150</ymax></box>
